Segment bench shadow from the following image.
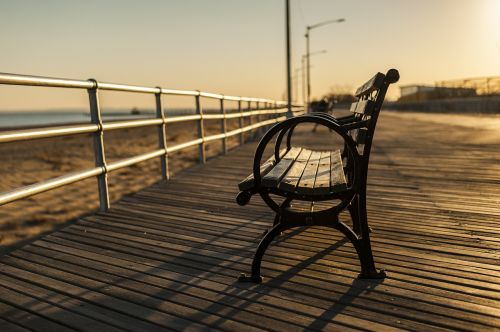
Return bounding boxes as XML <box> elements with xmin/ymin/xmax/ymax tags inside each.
<box><xmin>0</xmin><ymin>187</ymin><xmax>385</xmax><ymax>329</ymax></box>
<box><xmin>307</xmin><ymin>278</ymin><xmax>384</xmax><ymax>330</ymax></box>
<box><xmin>227</xmin><ymin>226</ymin><xmax>388</xmax><ymax>326</ymax></box>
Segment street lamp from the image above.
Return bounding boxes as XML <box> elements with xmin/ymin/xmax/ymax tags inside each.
<box><xmin>302</xmin><ymin>50</ymin><xmax>327</xmax><ymax>104</ymax></box>
<box><xmin>305</xmin><ymin>18</ymin><xmax>345</xmax><ymax>112</ymax></box>
<box><xmin>285</xmin><ymin>0</ymin><xmax>292</xmax><ymax>117</ymax></box>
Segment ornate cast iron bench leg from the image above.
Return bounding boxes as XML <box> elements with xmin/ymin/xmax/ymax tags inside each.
<box><xmin>354</xmin><ymin>193</ymin><xmax>385</xmax><ymax>279</ymax></box>
<box><xmin>239</xmin><ymin>198</ymin><xmax>291</xmax><ymax>283</ymax></box>
<box><xmin>238</xmin><ymin>222</ymin><xmax>284</xmax><ymax>283</ymax></box>
<box><xmin>348</xmin><ymin>195</ymin><xmax>361</xmax><ymax>234</ymax></box>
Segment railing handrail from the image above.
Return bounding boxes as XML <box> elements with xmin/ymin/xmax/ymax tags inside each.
<box><xmin>0</xmin><ymin>71</ymin><xmax>305</xmax><ymax>210</ymax></box>
<box><xmin>0</xmin><ymin>72</ymin><xmax>296</xmax><ymax>104</ymax></box>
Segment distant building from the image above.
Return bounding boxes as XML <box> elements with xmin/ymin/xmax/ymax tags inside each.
<box><xmin>399</xmin><ymin>85</ymin><xmax>476</xmax><ymax>102</ymax></box>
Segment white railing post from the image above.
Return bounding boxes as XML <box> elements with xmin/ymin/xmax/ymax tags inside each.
<box><xmin>256</xmin><ymin>101</ymin><xmax>261</xmax><ymax>137</ymax></box>
<box><xmin>195</xmin><ymin>93</ymin><xmax>206</xmax><ymax>163</ymax></box>
<box><xmin>155</xmin><ymin>89</ymin><xmax>169</xmax><ymax>180</ymax></box>
<box><xmin>220</xmin><ymin>97</ymin><xmax>227</xmax><ymax>154</ymax></box>
<box><xmin>87</xmin><ymin>79</ymin><xmax>110</xmax><ymax>211</ymax></box>
<box><xmin>264</xmin><ymin>102</ymin><xmax>269</xmax><ymax>131</ymax></box>
<box><xmin>238</xmin><ymin>99</ymin><xmax>244</xmax><ymax>145</ymax></box>
<box><xmin>247</xmin><ymin>101</ymin><xmax>252</xmax><ymax>141</ymax></box>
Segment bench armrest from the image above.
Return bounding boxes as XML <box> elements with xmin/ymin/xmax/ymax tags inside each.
<box><xmin>333</xmin><ymin>113</ymin><xmax>357</xmax><ymax>124</ymax></box>
<box><xmin>253</xmin><ymin>114</ymin><xmax>360</xmax><ymax>190</ymax></box>
<box><xmin>272</xmin><ymin>113</ymin><xmax>358</xmax><ymax>161</ymax></box>
<box><xmin>341</xmin><ymin>119</ymin><xmax>370</xmax><ymax>131</ymax></box>
<box><xmin>310</xmin><ymin>112</ymin><xmax>356</xmax><ymax>124</ymax></box>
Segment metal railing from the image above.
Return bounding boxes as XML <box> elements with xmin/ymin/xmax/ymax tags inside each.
<box><xmin>436</xmin><ymin>76</ymin><xmax>500</xmax><ymax>96</ymax></box>
<box><xmin>0</xmin><ymin>72</ymin><xmax>304</xmax><ymax>211</ymax></box>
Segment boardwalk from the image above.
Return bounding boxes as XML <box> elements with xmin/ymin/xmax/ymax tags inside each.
<box><xmin>0</xmin><ymin>112</ymin><xmax>499</xmax><ymax>331</ymax></box>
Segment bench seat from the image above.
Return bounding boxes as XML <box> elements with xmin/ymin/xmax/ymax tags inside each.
<box><xmin>238</xmin><ymin>147</ymin><xmax>347</xmax><ymax>197</ymax></box>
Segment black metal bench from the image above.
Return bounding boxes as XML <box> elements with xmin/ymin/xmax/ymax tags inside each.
<box><xmin>236</xmin><ymin>69</ymin><xmax>400</xmax><ymax>283</ymax></box>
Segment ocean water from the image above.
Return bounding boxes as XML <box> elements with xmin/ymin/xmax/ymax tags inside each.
<box><xmin>0</xmin><ymin>109</ymin><xmax>196</xmax><ymax>129</ymax></box>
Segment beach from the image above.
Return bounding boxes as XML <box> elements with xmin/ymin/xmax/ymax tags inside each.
<box><xmin>0</xmin><ymin>117</ymin><xmax>245</xmax><ymax>255</ymax></box>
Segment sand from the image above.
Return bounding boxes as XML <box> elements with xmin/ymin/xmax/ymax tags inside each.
<box><xmin>0</xmin><ymin>117</ymin><xmax>246</xmax><ymax>255</ymax></box>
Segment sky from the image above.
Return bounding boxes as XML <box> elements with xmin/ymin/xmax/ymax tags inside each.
<box><xmin>0</xmin><ymin>0</ymin><xmax>499</xmax><ymax>110</ymax></box>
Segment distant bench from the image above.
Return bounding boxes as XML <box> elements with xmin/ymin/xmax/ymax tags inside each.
<box><xmin>236</xmin><ymin>69</ymin><xmax>400</xmax><ymax>282</ymax></box>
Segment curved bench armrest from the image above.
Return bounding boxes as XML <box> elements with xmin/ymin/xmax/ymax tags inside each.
<box><xmin>253</xmin><ymin>114</ymin><xmax>360</xmax><ymax>189</ymax></box>
<box><xmin>312</xmin><ymin>112</ymin><xmax>357</xmax><ymax>124</ymax></box>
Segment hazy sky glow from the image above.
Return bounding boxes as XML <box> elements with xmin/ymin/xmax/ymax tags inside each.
<box><xmin>0</xmin><ymin>0</ymin><xmax>499</xmax><ymax>110</ymax></box>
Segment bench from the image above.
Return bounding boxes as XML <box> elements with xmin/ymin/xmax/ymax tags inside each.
<box><xmin>236</xmin><ymin>69</ymin><xmax>400</xmax><ymax>283</ymax></box>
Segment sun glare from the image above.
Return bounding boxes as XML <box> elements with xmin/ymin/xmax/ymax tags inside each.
<box><xmin>482</xmin><ymin>0</ymin><xmax>500</xmax><ymax>37</ymax></box>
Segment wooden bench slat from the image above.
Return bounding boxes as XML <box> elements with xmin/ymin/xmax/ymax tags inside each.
<box><xmin>262</xmin><ymin>148</ymin><xmax>302</xmax><ymax>187</ymax></box>
<box><xmin>282</xmin><ymin>147</ymin><xmax>302</xmax><ymax>160</ymax></box>
<box><xmin>238</xmin><ymin>147</ymin><xmax>302</xmax><ymax>191</ymax></box>
<box><xmin>349</xmin><ymin>100</ymin><xmax>375</xmax><ymax>115</ymax></box>
<box><xmin>312</xmin><ymin>151</ymin><xmax>332</xmax><ymax>195</ymax></box>
<box><xmin>278</xmin><ymin>149</ymin><xmax>312</xmax><ymax>192</ymax></box>
<box><xmin>330</xmin><ymin>150</ymin><xmax>348</xmax><ymax>193</ymax></box>
<box><xmin>238</xmin><ymin>156</ymin><xmax>275</xmax><ymax>191</ymax></box>
<box><xmin>355</xmin><ymin>72</ymin><xmax>385</xmax><ymax>97</ymax></box>
<box><xmin>296</xmin><ymin>151</ymin><xmax>322</xmax><ymax>194</ymax></box>
<box><xmin>296</xmin><ymin>148</ymin><xmax>312</xmax><ymax>162</ymax></box>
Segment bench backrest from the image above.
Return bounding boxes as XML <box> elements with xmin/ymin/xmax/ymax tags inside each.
<box><xmin>349</xmin><ymin>69</ymin><xmax>399</xmax><ymax>152</ymax></box>
<box><xmin>346</xmin><ymin>69</ymin><xmax>399</xmax><ymax>186</ymax></box>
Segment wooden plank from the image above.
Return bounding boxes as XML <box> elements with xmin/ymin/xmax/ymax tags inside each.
<box><xmin>296</xmin><ymin>151</ymin><xmax>322</xmax><ymax>195</ymax></box>
<box><xmin>349</xmin><ymin>100</ymin><xmax>375</xmax><ymax>115</ymax></box>
<box><xmin>239</xmin><ymin>147</ymin><xmax>301</xmax><ymax>190</ymax></box>
<box><xmin>70</xmin><ymin>213</ymin><xmax>500</xmax><ymax>320</ymax></box>
<box><xmin>29</xmin><ymin>237</ymin><xmax>404</xmax><ymax>332</ymax></box>
<box><xmin>330</xmin><ymin>149</ymin><xmax>348</xmax><ymax>193</ymax></box>
<box><xmin>0</xmin><ymin>283</ymin><xmax>118</xmax><ymax>332</ymax></box>
<box><xmin>0</xmin><ymin>259</ymin><xmax>243</xmax><ymax>332</ymax></box>
<box><xmin>65</xmin><ymin>214</ymin><xmax>500</xmax><ymax>310</ymax></box>
<box><xmin>262</xmin><ymin>160</ymin><xmax>294</xmax><ymax>188</ymax></box>
<box><xmin>86</xmin><ymin>201</ymin><xmax>500</xmax><ymax>274</ymax></box>
<box><xmin>355</xmin><ymin>72</ymin><xmax>385</xmax><ymax>97</ymax></box>
<box><xmin>349</xmin><ymin>102</ymin><xmax>358</xmax><ymax>113</ymax></box>
<box><xmin>313</xmin><ymin>151</ymin><xmax>332</xmax><ymax>195</ymax></box>
<box><xmin>41</xmin><ymin>235</ymin><xmax>455</xmax><ymax>332</ymax></box>
<box><xmin>262</xmin><ymin>147</ymin><xmax>303</xmax><ymax>187</ymax></box>
<box><xmin>7</xmin><ymin>250</ymin><xmax>308</xmax><ymax>332</ymax></box>
<box><xmin>17</xmin><ymin>246</ymin><xmax>358</xmax><ymax>332</ymax></box>
<box><xmin>0</xmin><ymin>318</ymin><xmax>30</xmax><ymax>332</ymax></box>
<box><xmin>278</xmin><ymin>149</ymin><xmax>312</xmax><ymax>192</ymax></box>
<box><xmin>0</xmin><ymin>272</ymin><xmax>164</xmax><ymax>332</ymax></box>
<box><xmin>238</xmin><ymin>154</ymin><xmax>275</xmax><ymax>191</ymax></box>
<box><xmin>0</xmin><ymin>300</ymin><xmax>72</xmax><ymax>332</ymax></box>
<box><xmin>296</xmin><ymin>148</ymin><xmax>312</xmax><ymax>161</ymax></box>
<box><xmin>282</xmin><ymin>146</ymin><xmax>302</xmax><ymax>160</ymax></box>
<box><xmin>49</xmin><ymin>219</ymin><xmax>500</xmax><ymax>330</ymax></box>
<box><xmin>50</xmin><ymin>213</ymin><xmax>500</xmax><ymax>330</ymax></box>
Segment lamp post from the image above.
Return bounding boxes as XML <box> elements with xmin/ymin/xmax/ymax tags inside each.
<box><xmin>305</xmin><ymin>18</ymin><xmax>345</xmax><ymax>112</ymax></box>
<box><xmin>285</xmin><ymin>0</ymin><xmax>292</xmax><ymax>117</ymax></box>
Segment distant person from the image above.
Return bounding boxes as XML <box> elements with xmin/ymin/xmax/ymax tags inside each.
<box><xmin>311</xmin><ymin>98</ymin><xmax>332</xmax><ymax>132</ymax></box>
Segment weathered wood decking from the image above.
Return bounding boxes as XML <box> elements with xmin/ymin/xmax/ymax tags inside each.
<box><xmin>0</xmin><ymin>113</ymin><xmax>499</xmax><ymax>331</ymax></box>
